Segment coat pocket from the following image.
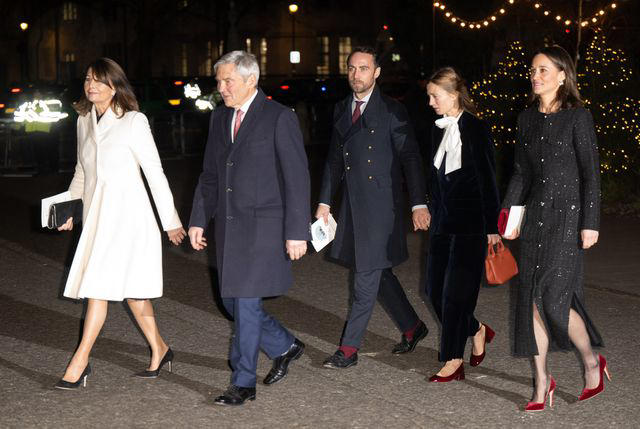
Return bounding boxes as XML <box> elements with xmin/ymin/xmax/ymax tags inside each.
<box><xmin>254</xmin><ymin>206</ymin><xmax>284</xmax><ymax>218</ymax></box>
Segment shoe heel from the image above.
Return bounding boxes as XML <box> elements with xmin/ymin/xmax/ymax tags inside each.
<box><xmin>548</xmin><ymin>389</ymin><xmax>554</xmax><ymax>408</ymax></box>
<box><xmin>485</xmin><ymin>325</ymin><xmax>495</xmax><ymax>344</ymax></box>
<box><xmin>82</xmin><ymin>375</ymin><xmax>88</xmax><ymax>388</ymax></box>
<box><xmin>168</xmin><ymin>361</ymin><xmax>173</xmax><ymax>373</ymax></box>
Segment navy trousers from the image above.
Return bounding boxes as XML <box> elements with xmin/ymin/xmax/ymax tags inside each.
<box><xmin>341</xmin><ymin>268</ymin><xmax>421</xmax><ymax>348</ymax></box>
<box><xmin>222</xmin><ymin>297</ymin><xmax>294</xmax><ymax>388</ymax></box>
<box><xmin>426</xmin><ymin>234</ymin><xmax>486</xmax><ymax>361</ymax></box>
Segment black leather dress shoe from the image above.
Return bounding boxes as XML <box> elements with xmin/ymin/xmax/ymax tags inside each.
<box><xmin>263</xmin><ymin>338</ymin><xmax>305</xmax><ymax>385</ymax></box>
<box><xmin>214</xmin><ymin>385</ymin><xmax>256</xmax><ymax>406</ymax></box>
<box><xmin>323</xmin><ymin>350</ymin><xmax>358</xmax><ymax>369</ymax></box>
<box><xmin>391</xmin><ymin>322</ymin><xmax>428</xmax><ymax>354</ymax></box>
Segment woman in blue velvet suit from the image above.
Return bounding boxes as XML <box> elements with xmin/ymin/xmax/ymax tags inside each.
<box><xmin>424</xmin><ymin>67</ymin><xmax>501</xmax><ymax>382</ymax></box>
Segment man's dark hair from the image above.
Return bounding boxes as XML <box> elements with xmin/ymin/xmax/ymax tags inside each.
<box><xmin>346</xmin><ymin>46</ymin><xmax>379</xmax><ymax>68</ymax></box>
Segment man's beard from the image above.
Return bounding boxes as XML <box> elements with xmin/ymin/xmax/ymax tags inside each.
<box><xmin>349</xmin><ymin>79</ymin><xmax>373</xmax><ymax>95</ymax></box>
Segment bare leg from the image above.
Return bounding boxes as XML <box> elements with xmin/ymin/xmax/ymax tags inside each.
<box><xmin>472</xmin><ymin>324</ymin><xmax>486</xmax><ymax>356</ymax></box>
<box><xmin>568</xmin><ymin>308</ymin><xmax>600</xmax><ymax>389</ymax></box>
<box><xmin>127</xmin><ymin>299</ymin><xmax>169</xmax><ymax>370</ymax></box>
<box><xmin>436</xmin><ymin>358</ymin><xmax>464</xmax><ymax>377</ymax></box>
<box><xmin>531</xmin><ymin>303</ymin><xmax>550</xmax><ymax>402</ymax></box>
<box><xmin>62</xmin><ymin>299</ymin><xmax>108</xmax><ymax>382</ymax></box>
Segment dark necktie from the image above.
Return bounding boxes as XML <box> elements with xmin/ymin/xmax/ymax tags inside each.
<box><xmin>352</xmin><ymin>100</ymin><xmax>364</xmax><ymax>124</ymax></box>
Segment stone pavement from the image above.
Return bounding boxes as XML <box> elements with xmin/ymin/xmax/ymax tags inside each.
<box><xmin>0</xmin><ymin>161</ymin><xmax>639</xmax><ymax>428</ymax></box>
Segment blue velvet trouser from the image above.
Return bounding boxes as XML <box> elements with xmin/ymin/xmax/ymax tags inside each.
<box><xmin>426</xmin><ymin>234</ymin><xmax>486</xmax><ymax>362</ymax></box>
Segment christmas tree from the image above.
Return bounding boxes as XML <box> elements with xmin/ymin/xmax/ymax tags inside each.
<box><xmin>470</xmin><ymin>40</ymin><xmax>530</xmax><ymax>147</ymax></box>
<box><xmin>580</xmin><ymin>29</ymin><xmax>639</xmax><ymax>189</ymax></box>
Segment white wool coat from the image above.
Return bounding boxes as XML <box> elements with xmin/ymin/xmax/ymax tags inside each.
<box><xmin>63</xmin><ymin>106</ymin><xmax>181</xmax><ymax>301</ymax></box>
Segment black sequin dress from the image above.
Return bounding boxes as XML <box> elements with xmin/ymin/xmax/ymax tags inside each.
<box><xmin>503</xmin><ymin>106</ymin><xmax>603</xmax><ymax>356</ymax></box>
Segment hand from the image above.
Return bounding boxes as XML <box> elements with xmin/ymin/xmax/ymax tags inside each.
<box><xmin>487</xmin><ymin>234</ymin><xmax>501</xmax><ymax>245</ymax></box>
<box><xmin>502</xmin><ymin>229</ymin><xmax>520</xmax><ymax>240</ymax></box>
<box><xmin>57</xmin><ymin>217</ymin><xmax>73</xmax><ymax>231</ymax></box>
<box><xmin>167</xmin><ymin>226</ymin><xmax>186</xmax><ymax>245</ymax></box>
<box><xmin>412</xmin><ymin>208</ymin><xmax>431</xmax><ymax>231</ymax></box>
<box><xmin>315</xmin><ymin>204</ymin><xmax>331</xmax><ymax>225</ymax></box>
<box><xmin>286</xmin><ymin>239</ymin><xmax>307</xmax><ymax>261</ymax></box>
<box><xmin>188</xmin><ymin>226</ymin><xmax>207</xmax><ymax>250</ymax></box>
<box><xmin>581</xmin><ymin>229</ymin><xmax>599</xmax><ymax>249</ymax></box>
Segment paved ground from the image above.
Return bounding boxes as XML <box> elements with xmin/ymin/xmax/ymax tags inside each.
<box><xmin>1</xmin><ymin>159</ymin><xmax>639</xmax><ymax>428</ymax></box>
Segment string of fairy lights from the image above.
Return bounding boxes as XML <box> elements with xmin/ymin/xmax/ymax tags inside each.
<box><xmin>432</xmin><ymin>1</ymin><xmax>621</xmax><ymax>31</ymax></box>
<box><xmin>468</xmin><ymin>33</ymin><xmax>639</xmax><ymax>176</ymax></box>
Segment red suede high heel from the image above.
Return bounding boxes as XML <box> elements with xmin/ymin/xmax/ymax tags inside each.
<box><xmin>578</xmin><ymin>354</ymin><xmax>611</xmax><ymax>401</ymax></box>
<box><xmin>525</xmin><ymin>376</ymin><xmax>556</xmax><ymax>412</ymax></box>
<box><xmin>470</xmin><ymin>324</ymin><xmax>495</xmax><ymax>367</ymax></box>
<box><xmin>429</xmin><ymin>363</ymin><xmax>465</xmax><ymax>382</ymax></box>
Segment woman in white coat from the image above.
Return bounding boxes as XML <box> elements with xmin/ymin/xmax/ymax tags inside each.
<box><xmin>55</xmin><ymin>58</ymin><xmax>186</xmax><ymax>389</ymax></box>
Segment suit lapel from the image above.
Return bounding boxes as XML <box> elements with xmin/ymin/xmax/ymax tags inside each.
<box><xmin>341</xmin><ymin>85</ymin><xmax>382</xmax><ymax>144</ymax></box>
<box><xmin>335</xmin><ymin>97</ymin><xmax>352</xmax><ymax>139</ymax></box>
<box><xmin>228</xmin><ymin>89</ymin><xmax>266</xmax><ymax>156</ymax></box>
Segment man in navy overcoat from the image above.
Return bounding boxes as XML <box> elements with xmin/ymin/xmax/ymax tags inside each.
<box><xmin>189</xmin><ymin>51</ymin><xmax>311</xmax><ymax>405</ymax></box>
<box><xmin>316</xmin><ymin>47</ymin><xmax>431</xmax><ymax>368</ymax></box>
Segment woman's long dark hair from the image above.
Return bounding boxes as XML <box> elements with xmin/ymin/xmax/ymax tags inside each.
<box><xmin>529</xmin><ymin>45</ymin><xmax>583</xmax><ymax>109</ymax></box>
<box><xmin>74</xmin><ymin>57</ymin><xmax>138</xmax><ymax>117</ymax></box>
<box><xmin>429</xmin><ymin>67</ymin><xmax>477</xmax><ymax>115</ymax></box>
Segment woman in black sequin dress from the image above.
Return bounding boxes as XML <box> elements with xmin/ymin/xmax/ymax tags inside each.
<box><xmin>502</xmin><ymin>46</ymin><xmax>608</xmax><ymax>410</ymax></box>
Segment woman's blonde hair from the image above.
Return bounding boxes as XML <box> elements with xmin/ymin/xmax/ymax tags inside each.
<box><xmin>429</xmin><ymin>67</ymin><xmax>477</xmax><ymax>115</ymax></box>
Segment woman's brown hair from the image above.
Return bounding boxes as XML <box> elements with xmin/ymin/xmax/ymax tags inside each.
<box><xmin>429</xmin><ymin>67</ymin><xmax>477</xmax><ymax>115</ymax></box>
<box><xmin>529</xmin><ymin>45</ymin><xmax>583</xmax><ymax>109</ymax></box>
<box><xmin>74</xmin><ymin>57</ymin><xmax>138</xmax><ymax>117</ymax></box>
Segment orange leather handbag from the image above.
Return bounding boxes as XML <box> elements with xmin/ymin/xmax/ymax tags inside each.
<box><xmin>485</xmin><ymin>242</ymin><xmax>518</xmax><ymax>285</ymax></box>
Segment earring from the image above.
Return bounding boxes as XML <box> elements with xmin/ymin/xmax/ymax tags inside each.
<box><xmin>558</xmin><ymin>80</ymin><xmax>564</xmax><ymax>86</ymax></box>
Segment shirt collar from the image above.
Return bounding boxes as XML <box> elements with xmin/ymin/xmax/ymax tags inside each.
<box><xmin>237</xmin><ymin>88</ymin><xmax>259</xmax><ymax>114</ymax></box>
<box><xmin>352</xmin><ymin>85</ymin><xmax>375</xmax><ymax>105</ymax></box>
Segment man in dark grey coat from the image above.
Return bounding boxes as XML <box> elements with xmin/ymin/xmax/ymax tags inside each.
<box><xmin>316</xmin><ymin>47</ymin><xmax>431</xmax><ymax>368</ymax></box>
<box><xmin>189</xmin><ymin>51</ymin><xmax>310</xmax><ymax>405</ymax></box>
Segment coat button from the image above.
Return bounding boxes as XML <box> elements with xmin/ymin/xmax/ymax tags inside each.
<box><xmin>226</xmin><ymin>216</ymin><xmax>233</xmax><ymax>220</ymax></box>
<box><xmin>368</xmin><ymin>176</ymin><xmax>373</xmax><ymax>180</ymax></box>
<box><xmin>345</xmin><ymin>152</ymin><xmax>349</xmax><ymax>156</ymax></box>
<box><xmin>367</xmin><ymin>159</ymin><xmax>372</xmax><ymax>164</ymax></box>
<box><xmin>227</xmin><ymin>161</ymin><xmax>234</xmax><ymax>166</ymax></box>
<box><xmin>346</xmin><ymin>166</ymin><xmax>351</xmax><ymax>170</ymax></box>
<box><xmin>571</xmin><ymin>205</ymin><xmax>576</xmax><ymax>209</ymax></box>
<box><xmin>368</xmin><ymin>145</ymin><xmax>372</xmax><ymax>150</ymax></box>
<box><xmin>370</xmin><ymin>129</ymin><xmax>375</xmax><ymax>133</ymax></box>
<box><xmin>226</xmin><ymin>187</ymin><xmax>232</xmax><ymax>192</ymax></box>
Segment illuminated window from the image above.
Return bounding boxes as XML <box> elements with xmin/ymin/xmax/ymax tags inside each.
<box><xmin>200</xmin><ymin>41</ymin><xmax>213</xmax><ymax>76</ymax></box>
<box><xmin>63</xmin><ymin>52</ymin><xmax>76</xmax><ymax>62</ymax></box>
<box><xmin>178</xmin><ymin>43</ymin><xmax>188</xmax><ymax>76</ymax></box>
<box><xmin>316</xmin><ymin>36</ymin><xmax>330</xmax><ymax>76</ymax></box>
<box><xmin>260</xmin><ymin>38</ymin><xmax>267</xmax><ymax>76</ymax></box>
<box><xmin>246</xmin><ymin>38</ymin><xmax>252</xmax><ymax>54</ymax></box>
<box><xmin>63</xmin><ymin>2</ymin><xmax>78</xmax><ymax>21</ymax></box>
<box><xmin>218</xmin><ymin>40</ymin><xmax>225</xmax><ymax>57</ymax></box>
<box><xmin>339</xmin><ymin>37</ymin><xmax>352</xmax><ymax>75</ymax></box>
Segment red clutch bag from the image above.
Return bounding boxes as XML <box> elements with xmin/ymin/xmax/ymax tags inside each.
<box><xmin>485</xmin><ymin>241</ymin><xmax>518</xmax><ymax>285</ymax></box>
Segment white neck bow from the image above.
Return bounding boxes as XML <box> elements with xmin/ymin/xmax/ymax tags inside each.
<box><xmin>433</xmin><ymin>114</ymin><xmax>462</xmax><ymax>174</ymax></box>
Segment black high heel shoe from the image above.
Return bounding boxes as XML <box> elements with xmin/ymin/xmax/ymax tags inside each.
<box><xmin>54</xmin><ymin>364</ymin><xmax>92</xmax><ymax>390</ymax></box>
<box><xmin>135</xmin><ymin>348</ymin><xmax>174</xmax><ymax>378</ymax></box>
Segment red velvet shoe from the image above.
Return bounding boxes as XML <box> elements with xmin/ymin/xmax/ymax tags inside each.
<box><xmin>525</xmin><ymin>376</ymin><xmax>556</xmax><ymax>412</ymax></box>
<box><xmin>429</xmin><ymin>363</ymin><xmax>465</xmax><ymax>382</ymax></box>
<box><xmin>578</xmin><ymin>354</ymin><xmax>611</xmax><ymax>401</ymax></box>
<box><xmin>470</xmin><ymin>324</ymin><xmax>495</xmax><ymax>367</ymax></box>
